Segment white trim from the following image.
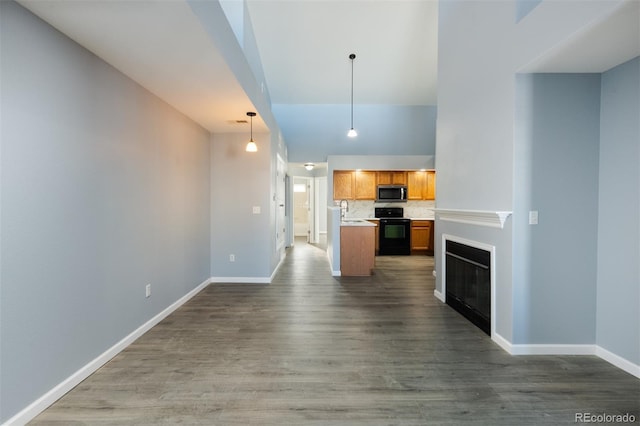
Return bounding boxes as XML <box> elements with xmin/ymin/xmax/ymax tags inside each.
<box><xmin>441</xmin><ymin>234</ymin><xmax>497</xmax><ymax>340</ymax></box>
<box><xmin>434</xmin><ymin>208</ymin><xmax>512</xmax><ymax>229</ymax></box>
<box><xmin>596</xmin><ymin>346</ymin><xmax>640</xmax><ymax>378</ymax></box>
<box><xmin>491</xmin><ymin>332</ymin><xmax>513</xmax><ymax>353</ymax></box>
<box><xmin>3</xmin><ymin>278</ymin><xmax>211</xmax><ymax>426</ymax></box>
<box><xmin>489</xmin><ymin>338</ymin><xmax>640</xmax><ymax>379</ymax></box>
<box><xmin>510</xmin><ymin>344</ymin><xmax>595</xmax><ymax>356</ymax></box>
<box><xmin>210</xmin><ymin>276</ymin><xmax>270</xmax><ymax>284</ymax></box>
<box><xmin>433</xmin><ymin>289</ymin><xmax>445</xmax><ymax>303</ymax></box>
<box><xmin>269</xmin><ymin>250</ymin><xmax>287</xmax><ymax>282</ymax></box>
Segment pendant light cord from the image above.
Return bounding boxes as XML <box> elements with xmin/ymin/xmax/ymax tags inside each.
<box><xmin>350</xmin><ymin>53</ymin><xmax>355</xmax><ymax>130</ymax></box>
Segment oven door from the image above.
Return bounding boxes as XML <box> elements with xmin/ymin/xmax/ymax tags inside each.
<box><xmin>378</xmin><ymin>219</ymin><xmax>411</xmax><ymax>255</ymax></box>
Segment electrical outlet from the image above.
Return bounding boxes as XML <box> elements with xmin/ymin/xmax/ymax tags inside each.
<box><xmin>229</xmin><ymin>254</ymin><xmax>235</xmax><ymax>262</ymax></box>
<box><xmin>145</xmin><ymin>284</ymin><xmax>151</xmax><ymax>298</ymax></box>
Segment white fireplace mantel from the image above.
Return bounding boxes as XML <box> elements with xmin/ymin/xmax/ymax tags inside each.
<box><xmin>434</xmin><ymin>209</ymin><xmax>512</xmax><ymax>229</ymax></box>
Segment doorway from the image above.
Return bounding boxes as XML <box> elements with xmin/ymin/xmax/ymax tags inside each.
<box><xmin>293</xmin><ymin>177</ymin><xmax>312</xmax><ymax>242</ymax></box>
<box><xmin>291</xmin><ymin>174</ymin><xmax>327</xmax><ymax>246</ymax></box>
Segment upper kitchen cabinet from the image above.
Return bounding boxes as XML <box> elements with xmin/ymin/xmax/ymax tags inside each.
<box><xmin>334</xmin><ymin>169</ymin><xmax>435</xmax><ymax>201</ymax></box>
<box><xmin>376</xmin><ymin>171</ymin><xmax>407</xmax><ymax>185</ymax></box>
<box><xmin>333</xmin><ymin>170</ymin><xmax>355</xmax><ymax>200</ymax></box>
<box><xmin>407</xmin><ymin>170</ymin><xmax>436</xmax><ymax>200</ymax></box>
<box><xmin>333</xmin><ymin>170</ymin><xmax>377</xmax><ymax>200</ymax></box>
<box><xmin>426</xmin><ymin>170</ymin><xmax>436</xmax><ymax>200</ymax></box>
<box><xmin>354</xmin><ymin>171</ymin><xmax>377</xmax><ymax>200</ymax></box>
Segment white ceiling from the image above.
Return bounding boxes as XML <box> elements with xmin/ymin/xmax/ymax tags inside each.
<box><xmin>245</xmin><ymin>0</ymin><xmax>439</xmax><ymax>105</ymax></box>
<box><xmin>521</xmin><ymin>0</ymin><xmax>640</xmax><ymax>73</ymax></box>
<box><xmin>16</xmin><ymin>0</ymin><xmax>640</xmax><ymax>136</ymax></box>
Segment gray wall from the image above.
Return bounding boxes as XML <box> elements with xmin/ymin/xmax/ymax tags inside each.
<box><xmin>514</xmin><ymin>74</ymin><xmax>601</xmax><ymax>344</ymax></box>
<box><xmin>435</xmin><ymin>0</ymin><xmax>629</xmax><ymax>347</ymax></box>
<box><xmin>597</xmin><ymin>57</ymin><xmax>640</xmax><ymax>364</ymax></box>
<box><xmin>210</xmin><ymin>133</ymin><xmax>272</xmax><ymax>280</ymax></box>
<box><xmin>0</xmin><ymin>2</ymin><xmax>211</xmax><ymax>422</ymax></box>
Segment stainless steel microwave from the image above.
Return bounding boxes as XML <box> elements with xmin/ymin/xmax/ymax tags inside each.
<box><xmin>376</xmin><ymin>185</ymin><xmax>407</xmax><ymax>203</ymax></box>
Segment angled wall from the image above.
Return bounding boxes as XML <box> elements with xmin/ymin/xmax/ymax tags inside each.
<box><xmin>597</xmin><ymin>57</ymin><xmax>640</xmax><ymax>365</ymax></box>
<box><xmin>514</xmin><ymin>73</ymin><xmax>601</xmax><ymax>344</ymax></box>
<box><xmin>0</xmin><ymin>2</ymin><xmax>211</xmax><ymax>422</ymax></box>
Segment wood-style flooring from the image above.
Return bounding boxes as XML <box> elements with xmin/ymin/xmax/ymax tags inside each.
<box><xmin>31</xmin><ymin>238</ymin><xmax>639</xmax><ymax>425</ymax></box>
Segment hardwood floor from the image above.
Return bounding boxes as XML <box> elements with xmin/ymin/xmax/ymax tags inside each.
<box><xmin>31</xmin><ymin>239</ymin><xmax>639</xmax><ymax>425</ymax></box>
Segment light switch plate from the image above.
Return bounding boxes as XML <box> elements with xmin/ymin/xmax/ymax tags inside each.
<box><xmin>529</xmin><ymin>210</ymin><xmax>538</xmax><ymax>225</ymax></box>
<box><xmin>253</xmin><ymin>206</ymin><xmax>261</xmax><ymax>214</ymax></box>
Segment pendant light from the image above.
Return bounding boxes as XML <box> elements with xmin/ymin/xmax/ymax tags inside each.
<box><xmin>347</xmin><ymin>53</ymin><xmax>357</xmax><ymax>138</ymax></box>
<box><xmin>245</xmin><ymin>112</ymin><xmax>257</xmax><ymax>152</ymax></box>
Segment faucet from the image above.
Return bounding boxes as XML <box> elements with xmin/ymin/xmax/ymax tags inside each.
<box><xmin>339</xmin><ymin>199</ymin><xmax>349</xmax><ymax>220</ymax></box>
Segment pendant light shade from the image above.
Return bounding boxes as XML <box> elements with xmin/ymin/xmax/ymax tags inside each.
<box><xmin>245</xmin><ymin>112</ymin><xmax>257</xmax><ymax>152</ymax></box>
<box><xmin>347</xmin><ymin>53</ymin><xmax>357</xmax><ymax>138</ymax></box>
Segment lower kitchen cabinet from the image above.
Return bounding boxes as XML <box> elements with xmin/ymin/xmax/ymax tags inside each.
<box><xmin>367</xmin><ymin>219</ymin><xmax>380</xmax><ymax>254</ymax></box>
<box><xmin>411</xmin><ymin>220</ymin><xmax>434</xmax><ymax>255</ymax></box>
<box><xmin>340</xmin><ymin>225</ymin><xmax>376</xmax><ymax>276</ymax></box>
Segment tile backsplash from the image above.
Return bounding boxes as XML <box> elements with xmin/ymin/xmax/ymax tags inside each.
<box><xmin>338</xmin><ymin>200</ymin><xmax>435</xmax><ymax>219</ymax></box>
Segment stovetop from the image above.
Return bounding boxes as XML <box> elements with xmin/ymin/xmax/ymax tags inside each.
<box><xmin>375</xmin><ymin>207</ymin><xmax>405</xmax><ymax>219</ymax></box>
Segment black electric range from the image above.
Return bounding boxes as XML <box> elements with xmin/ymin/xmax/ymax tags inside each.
<box><xmin>375</xmin><ymin>207</ymin><xmax>411</xmax><ymax>255</ymax></box>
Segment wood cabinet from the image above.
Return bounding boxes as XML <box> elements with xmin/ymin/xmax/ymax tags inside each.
<box><xmin>334</xmin><ymin>169</ymin><xmax>435</xmax><ymax>201</ymax></box>
<box><xmin>340</xmin><ymin>225</ymin><xmax>376</xmax><ymax>276</ymax></box>
<box><xmin>367</xmin><ymin>219</ymin><xmax>380</xmax><ymax>254</ymax></box>
<box><xmin>411</xmin><ymin>220</ymin><xmax>434</xmax><ymax>255</ymax></box>
<box><xmin>376</xmin><ymin>171</ymin><xmax>407</xmax><ymax>185</ymax></box>
<box><xmin>333</xmin><ymin>171</ymin><xmax>354</xmax><ymax>200</ymax></box>
<box><xmin>407</xmin><ymin>171</ymin><xmax>436</xmax><ymax>200</ymax></box>
<box><xmin>354</xmin><ymin>171</ymin><xmax>377</xmax><ymax>200</ymax></box>
<box><xmin>333</xmin><ymin>170</ymin><xmax>378</xmax><ymax>200</ymax></box>
<box><xmin>407</xmin><ymin>171</ymin><xmax>426</xmax><ymax>200</ymax></box>
<box><xmin>426</xmin><ymin>171</ymin><xmax>436</xmax><ymax>200</ymax></box>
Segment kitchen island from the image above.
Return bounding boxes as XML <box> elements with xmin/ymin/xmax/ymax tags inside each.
<box><xmin>340</xmin><ymin>219</ymin><xmax>377</xmax><ymax>276</ymax></box>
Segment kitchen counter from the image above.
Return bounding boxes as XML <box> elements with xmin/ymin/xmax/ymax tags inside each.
<box><xmin>340</xmin><ymin>219</ymin><xmax>377</xmax><ymax>227</ymax></box>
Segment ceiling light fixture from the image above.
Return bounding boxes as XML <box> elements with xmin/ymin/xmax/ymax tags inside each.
<box><xmin>347</xmin><ymin>53</ymin><xmax>357</xmax><ymax>138</ymax></box>
<box><xmin>245</xmin><ymin>112</ymin><xmax>257</xmax><ymax>152</ymax></box>
<box><xmin>304</xmin><ymin>163</ymin><xmax>315</xmax><ymax>171</ymax></box>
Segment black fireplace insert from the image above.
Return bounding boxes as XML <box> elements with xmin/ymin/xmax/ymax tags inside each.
<box><xmin>445</xmin><ymin>240</ymin><xmax>491</xmax><ymax>335</ymax></box>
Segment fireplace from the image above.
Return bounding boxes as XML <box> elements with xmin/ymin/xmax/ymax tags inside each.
<box><xmin>445</xmin><ymin>239</ymin><xmax>491</xmax><ymax>335</ymax></box>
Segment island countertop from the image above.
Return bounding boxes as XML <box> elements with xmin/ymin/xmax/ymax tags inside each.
<box><xmin>340</xmin><ymin>219</ymin><xmax>377</xmax><ymax>227</ymax></box>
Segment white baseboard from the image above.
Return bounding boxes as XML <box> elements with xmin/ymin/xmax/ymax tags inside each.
<box><xmin>493</xmin><ymin>339</ymin><xmax>640</xmax><ymax>379</ymax></box>
<box><xmin>596</xmin><ymin>346</ymin><xmax>640</xmax><ymax>378</ymax></box>
<box><xmin>491</xmin><ymin>332</ymin><xmax>513</xmax><ymax>353</ymax></box>
<box><xmin>210</xmin><ymin>276</ymin><xmax>271</xmax><ymax>284</ymax></box>
<box><xmin>3</xmin><ymin>278</ymin><xmax>211</xmax><ymax>426</ymax></box>
<box><xmin>509</xmin><ymin>343</ymin><xmax>595</xmax><ymax>356</ymax></box>
<box><xmin>433</xmin><ymin>289</ymin><xmax>445</xmax><ymax>303</ymax></box>
<box><xmin>209</xmin><ymin>252</ymin><xmax>285</xmax><ymax>284</ymax></box>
